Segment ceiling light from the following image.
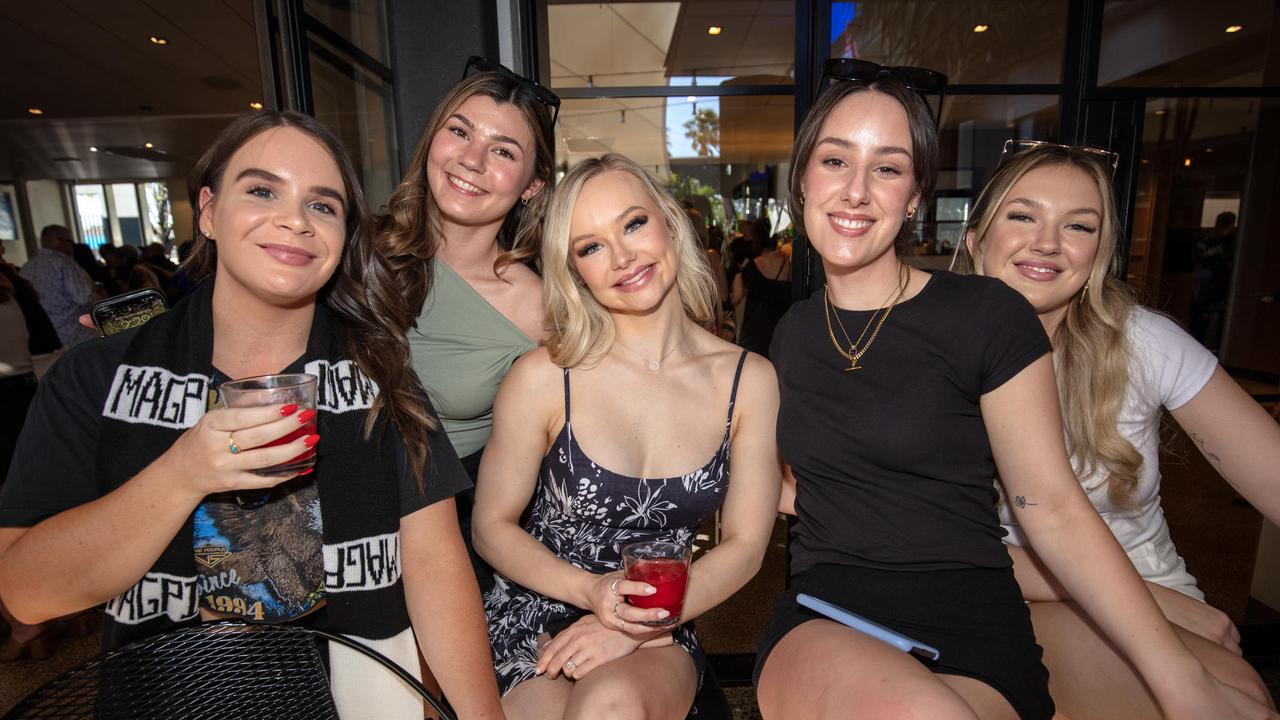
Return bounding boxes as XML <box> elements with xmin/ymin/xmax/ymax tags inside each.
<box><xmin>149</xmin><ymin>35</ymin><xmax>169</xmax><ymax>45</ymax></box>
<box><xmin>973</xmin><ymin>24</ymin><xmax>989</xmax><ymax>33</ymax></box>
<box><xmin>1154</xmin><ymin>109</ymin><xmax>1166</xmax><ymax>115</ymax></box>
<box><xmin>144</xmin><ymin>142</ymin><xmax>154</xmax><ymax>149</ymax></box>
<box><xmin>249</xmin><ymin>101</ymin><xmax>263</xmax><ymax>110</ymax></box>
<box><xmin>27</xmin><ymin>107</ymin><xmax>43</xmax><ymax>115</ymax></box>
<box><xmin>1205</xmin><ymin>147</ymin><xmax>1214</xmax><ymax>153</ymax></box>
<box><xmin>707</xmin><ymin>25</ymin><xmax>722</xmax><ymax>35</ymax></box>
<box><xmin>89</xmin><ymin>146</ymin><xmax>99</xmax><ymax>152</ymax></box>
<box><xmin>687</xmin><ymin>95</ymin><xmax>697</xmax><ymax>102</ymax></box>
<box><xmin>1184</xmin><ymin>157</ymin><xmax>1192</xmax><ymax>167</ymax></box>
<box><xmin>1225</xmin><ymin>25</ymin><xmax>1242</xmax><ymax>33</ymax></box>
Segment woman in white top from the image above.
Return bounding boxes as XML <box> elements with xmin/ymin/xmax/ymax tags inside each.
<box><xmin>957</xmin><ymin>142</ymin><xmax>1280</xmax><ymax>718</ymax></box>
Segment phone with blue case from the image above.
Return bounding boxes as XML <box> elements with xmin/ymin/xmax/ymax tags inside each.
<box><xmin>797</xmin><ymin>593</ymin><xmax>941</xmax><ymax>661</ymax></box>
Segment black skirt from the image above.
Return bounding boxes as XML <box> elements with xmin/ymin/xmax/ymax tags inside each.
<box><xmin>755</xmin><ymin>563</ymin><xmax>1055</xmax><ymax>720</ymax></box>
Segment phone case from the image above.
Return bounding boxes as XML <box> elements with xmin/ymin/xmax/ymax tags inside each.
<box><xmin>797</xmin><ymin>593</ymin><xmax>941</xmax><ymax>661</ymax></box>
<box><xmin>91</xmin><ymin>289</ymin><xmax>168</xmax><ymax>336</ymax></box>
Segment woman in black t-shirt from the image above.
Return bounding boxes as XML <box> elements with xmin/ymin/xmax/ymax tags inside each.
<box><xmin>0</xmin><ymin>111</ymin><xmax>502</xmax><ymax>718</ymax></box>
<box><xmin>752</xmin><ymin>75</ymin><xmax>1275</xmax><ymax>720</ymax></box>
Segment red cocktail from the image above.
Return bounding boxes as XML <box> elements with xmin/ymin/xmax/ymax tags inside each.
<box><xmin>622</xmin><ymin>541</ymin><xmax>691</xmax><ymax>626</ymax></box>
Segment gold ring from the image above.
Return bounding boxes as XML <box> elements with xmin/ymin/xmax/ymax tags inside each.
<box><xmin>609</xmin><ymin>578</ymin><xmax>620</xmax><ymax>596</ymax></box>
<box><xmin>612</xmin><ymin>601</ymin><xmax>623</xmax><ymax>618</ymax></box>
<box><xmin>228</xmin><ymin>434</ymin><xmax>241</xmax><ymax>454</ymax></box>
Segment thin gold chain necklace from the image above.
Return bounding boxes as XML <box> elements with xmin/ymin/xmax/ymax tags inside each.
<box><xmin>613</xmin><ymin>322</ymin><xmax>692</xmax><ymax>374</ymax></box>
<box><xmin>823</xmin><ymin>263</ymin><xmax>911</xmax><ymax>372</ymax></box>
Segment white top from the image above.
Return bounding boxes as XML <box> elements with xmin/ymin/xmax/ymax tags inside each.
<box><xmin>0</xmin><ymin>298</ymin><xmax>33</xmax><ymax>378</ymax></box>
<box><xmin>1002</xmin><ymin>307</ymin><xmax>1218</xmax><ymax>599</ymax></box>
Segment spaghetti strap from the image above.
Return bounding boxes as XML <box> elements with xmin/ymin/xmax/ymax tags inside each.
<box><xmin>725</xmin><ymin>350</ymin><xmax>748</xmax><ymax>430</ymax></box>
<box><xmin>562</xmin><ymin>368</ymin><xmax>572</xmax><ymax>423</ymax></box>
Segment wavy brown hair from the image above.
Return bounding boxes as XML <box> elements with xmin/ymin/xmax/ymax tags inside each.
<box><xmin>184</xmin><ymin>110</ymin><xmax>436</xmax><ymax>487</ymax></box>
<box><xmin>956</xmin><ymin>145</ymin><xmax>1142</xmax><ymax>507</ymax></box>
<box><xmin>375</xmin><ymin>71</ymin><xmax>557</xmax><ymax>323</ymax></box>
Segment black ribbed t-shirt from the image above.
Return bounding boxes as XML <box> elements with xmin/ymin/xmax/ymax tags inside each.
<box><xmin>772</xmin><ymin>271</ymin><xmax>1051</xmax><ymax>574</ymax></box>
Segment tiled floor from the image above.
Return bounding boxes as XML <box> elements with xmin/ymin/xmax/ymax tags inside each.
<box><xmin>2</xmin><ymin>415</ymin><xmax>1276</xmax><ymax>716</ymax></box>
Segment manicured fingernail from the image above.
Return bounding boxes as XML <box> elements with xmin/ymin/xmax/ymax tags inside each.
<box><xmin>304</xmin><ymin>434</ymin><xmax>320</xmax><ymax>448</ymax></box>
<box><xmin>657</xmin><ymin>609</ymin><xmax>670</xmax><ymax>619</ymax></box>
<box><xmin>280</xmin><ymin>403</ymin><xmax>298</xmax><ymax>416</ymax></box>
<box><xmin>296</xmin><ymin>409</ymin><xmax>317</xmax><ymax>424</ymax></box>
<box><xmin>645</xmin><ymin>586</ymin><xmax>656</xmax><ymax>594</ymax></box>
<box><xmin>297</xmin><ymin>468</ymin><xmax>314</xmax><ymax>476</ymax></box>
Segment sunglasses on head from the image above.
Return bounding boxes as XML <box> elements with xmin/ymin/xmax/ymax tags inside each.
<box><xmin>998</xmin><ymin>139</ymin><xmax>1120</xmax><ymax>177</ymax></box>
<box><xmin>462</xmin><ymin>56</ymin><xmax>561</xmax><ymax>128</ymax></box>
<box><xmin>820</xmin><ymin>58</ymin><xmax>948</xmax><ymax>124</ymax></box>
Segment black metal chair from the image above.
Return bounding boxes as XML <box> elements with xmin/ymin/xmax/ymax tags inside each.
<box><xmin>2</xmin><ymin>621</ymin><xmax>455</xmax><ymax>720</ymax></box>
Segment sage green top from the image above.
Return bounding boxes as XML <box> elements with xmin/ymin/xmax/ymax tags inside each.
<box><xmin>409</xmin><ymin>259</ymin><xmax>537</xmax><ymax>458</ymax></box>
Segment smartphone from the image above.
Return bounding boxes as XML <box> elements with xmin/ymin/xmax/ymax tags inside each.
<box><xmin>91</xmin><ymin>288</ymin><xmax>168</xmax><ymax>336</ymax></box>
<box><xmin>797</xmin><ymin>593</ymin><xmax>941</xmax><ymax>661</ymax></box>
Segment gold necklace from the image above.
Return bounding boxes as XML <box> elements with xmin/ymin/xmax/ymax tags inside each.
<box><xmin>613</xmin><ymin>322</ymin><xmax>691</xmax><ymax>373</ymax></box>
<box><xmin>823</xmin><ymin>263</ymin><xmax>911</xmax><ymax>371</ymax></box>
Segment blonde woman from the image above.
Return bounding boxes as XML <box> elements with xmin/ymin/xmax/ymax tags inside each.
<box><xmin>958</xmin><ymin>142</ymin><xmax>1280</xmax><ymax>718</ymax></box>
<box><xmin>473</xmin><ymin>154</ymin><xmax>780</xmax><ymax>719</ymax></box>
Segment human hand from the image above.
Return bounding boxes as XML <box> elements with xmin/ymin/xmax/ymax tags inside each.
<box><xmin>1157</xmin><ymin>665</ymin><xmax>1278</xmax><ymax>720</ymax></box>
<box><xmin>157</xmin><ymin>403</ymin><xmax>318</xmax><ymax>504</ymax></box>
<box><xmin>586</xmin><ymin>571</ymin><xmax>669</xmax><ymax>636</ymax></box>
<box><xmin>1148</xmin><ymin>581</ymin><xmax>1241</xmax><ymax>654</ymax></box>
<box><xmin>537</xmin><ymin>615</ymin><xmax>666</xmax><ymax>680</ymax></box>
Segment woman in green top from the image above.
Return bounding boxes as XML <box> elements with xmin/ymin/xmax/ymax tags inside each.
<box><xmin>377</xmin><ymin>59</ymin><xmax>557</xmax><ymax>591</ymax></box>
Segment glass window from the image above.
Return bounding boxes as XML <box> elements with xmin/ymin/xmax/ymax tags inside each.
<box><xmin>1100</xmin><ymin>0</ymin><xmax>1278</xmax><ymax>87</ymax></box>
<box><xmin>74</xmin><ymin>185</ymin><xmax>111</xmax><ymax>250</ymax></box>
<box><xmin>557</xmin><ymin>94</ymin><xmax>795</xmax><ymax>232</ymax></box>
<box><xmin>908</xmin><ymin>95</ymin><xmax>1060</xmax><ymax>265</ymax></box>
<box><xmin>110</xmin><ymin>183</ymin><xmax>145</xmax><ymax>247</ymax></box>
<box><xmin>308</xmin><ymin>37</ymin><xmax>399</xmax><ymax>208</ymax></box>
<box><xmin>304</xmin><ymin>0</ymin><xmax>389</xmax><ymax>65</ymax></box>
<box><xmin>1129</xmin><ymin>97</ymin><xmax>1279</xmax><ymax>377</ymax></box>
<box><xmin>829</xmin><ymin>1</ymin><xmax>1069</xmax><ymax>85</ymax></box>
<box><xmin>548</xmin><ymin>1</ymin><xmax>795</xmax><ymax>88</ymax></box>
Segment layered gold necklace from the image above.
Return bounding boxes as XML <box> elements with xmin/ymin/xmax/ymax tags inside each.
<box><xmin>823</xmin><ymin>263</ymin><xmax>911</xmax><ymax>372</ymax></box>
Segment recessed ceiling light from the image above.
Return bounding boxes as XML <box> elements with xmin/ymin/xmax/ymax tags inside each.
<box><xmin>1183</xmin><ymin>157</ymin><xmax>1192</xmax><ymax>167</ymax></box>
<box><xmin>1205</xmin><ymin>147</ymin><xmax>1214</xmax><ymax>153</ymax></box>
<box><xmin>707</xmin><ymin>26</ymin><xmax>722</xmax><ymax>35</ymax></box>
<box><xmin>89</xmin><ymin>146</ymin><xmax>99</xmax><ymax>152</ymax></box>
<box><xmin>144</xmin><ymin>142</ymin><xmax>154</xmax><ymax>149</ymax></box>
<box><xmin>1225</xmin><ymin>25</ymin><xmax>1243</xmax><ymax>33</ymax></box>
<box><xmin>973</xmin><ymin>24</ymin><xmax>989</xmax><ymax>33</ymax></box>
<box><xmin>249</xmin><ymin>101</ymin><xmax>264</xmax><ymax>110</ymax></box>
<box><xmin>1154</xmin><ymin>109</ymin><xmax>1167</xmax><ymax>115</ymax></box>
<box><xmin>27</xmin><ymin>107</ymin><xmax>43</xmax><ymax>115</ymax></box>
<box><xmin>149</xmin><ymin>35</ymin><xmax>169</xmax><ymax>45</ymax></box>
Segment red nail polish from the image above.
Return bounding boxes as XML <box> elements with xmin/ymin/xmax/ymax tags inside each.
<box><xmin>297</xmin><ymin>467</ymin><xmax>314</xmax><ymax>476</ymax></box>
<box><xmin>296</xmin><ymin>409</ymin><xmax>317</xmax><ymax>424</ymax></box>
<box><xmin>303</xmin><ymin>434</ymin><xmax>320</xmax><ymax>448</ymax></box>
<box><xmin>280</xmin><ymin>403</ymin><xmax>298</xmax><ymax>416</ymax></box>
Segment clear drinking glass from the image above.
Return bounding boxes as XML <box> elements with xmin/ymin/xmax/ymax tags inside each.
<box><xmin>219</xmin><ymin>374</ymin><xmax>318</xmax><ymax>507</ymax></box>
<box><xmin>621</xmin><ymin>541</ymin><xmax>691</xmax><ymax>626</ymax></box>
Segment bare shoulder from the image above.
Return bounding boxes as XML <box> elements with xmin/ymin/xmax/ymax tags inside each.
<box><xmin>497</xmin><ymin>346</ymin><xmax>561</xmax><ymax>408</ymax></box>
<box><xmin>689</xmin><ymin>327</ymin><xmax>778</xmax><ymax>406</ymax></box>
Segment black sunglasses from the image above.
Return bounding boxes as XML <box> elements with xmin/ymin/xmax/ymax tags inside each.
<box><xmin>462</xmin><ymin>56</ymin><xmax>561</xmax><ymax>128</ymax></box>
<box><xmin>820</xmin><ymin>58</ymin><xmax>948</xmax><ymax>124</ymax></box>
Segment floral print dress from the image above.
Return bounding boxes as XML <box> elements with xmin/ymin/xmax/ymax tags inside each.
<box><xmin>483</xmin><ymin>351</ymin><xmax>747</xmax><ymax>696</ymax></box>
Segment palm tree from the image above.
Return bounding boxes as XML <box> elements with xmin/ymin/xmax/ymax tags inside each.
<box><xmin>683</xmin><ymin>108</ymin><xmax>720</xmax><ymax>158</ymax></box>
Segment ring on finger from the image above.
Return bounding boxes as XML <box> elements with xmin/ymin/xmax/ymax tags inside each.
<box><xmin>612</xmin><ymin>601</ymin><xmax>623</xmax><ymax>619</ymax></box>
<box><xmin>228</xmin><ymin>433</ymin><xmax>241</xmax><ymax>454</ymax></box>
<box><xmin>609</xmin><ymin>577</ymin><xmax>620</xmax><ymax>596</ymax></box>
<box><xmin>564</xmin><ymin>659</ymin><xmax>576</xmax><ymax>672</ymax></box>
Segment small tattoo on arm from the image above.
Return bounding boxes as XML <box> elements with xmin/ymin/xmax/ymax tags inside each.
<box><xmin>1189</xmin><ymin>432</ymin><xmax>1228</xmax><ymax>478</ymax></box>
<box><xmin>1014</xmin><ymin>496</ymin><xmax>1038</xmax><ymax>509</ymax></box>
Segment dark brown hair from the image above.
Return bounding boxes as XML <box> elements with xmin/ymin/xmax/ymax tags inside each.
<box><xmin>375</xmin><ymin>71</ymin><xmax>557</xmax><ymax>323</ymax></box>
<box><xmin>788</xmin><ymin>77</ymin><xmax>940</xmax><ymax>254</ymax></box>
<box><xmin>184</xmin><ymin>110</ymin><xmax>436</xmax><ymax>484</ymax></box>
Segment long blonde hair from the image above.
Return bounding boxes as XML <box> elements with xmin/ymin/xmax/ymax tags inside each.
<box><xmin>375</xmin><ymin>71</ymin><xmax>556</xmax><ymax>322</ymax></box>
<box><xmin>542</xmin><ymin>154</ymin><xmax>718</xmax><ymax>368</ymax></box>
<box><xmin>956</xmin><ymin>146</ymin><xmax>1143</xmax><ymax>507</ymax></box>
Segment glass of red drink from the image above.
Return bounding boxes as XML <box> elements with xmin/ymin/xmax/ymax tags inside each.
<box><xmin>621</xmin><ymin>541</ymin><xmax>691</xmax><ymax>626</ymax></box>
<box><xmin>219</xmin><ymin>373</ymin><xmax>318</xmax><ymax>488</ymax></box>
